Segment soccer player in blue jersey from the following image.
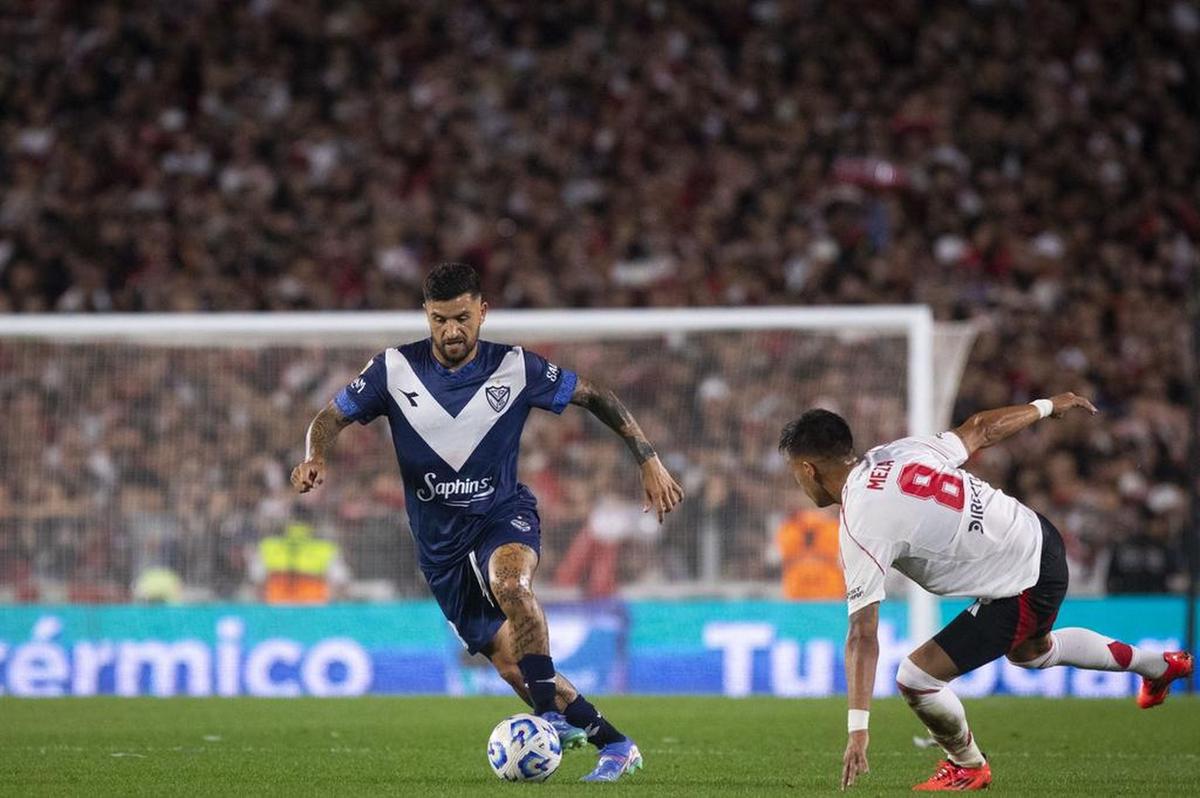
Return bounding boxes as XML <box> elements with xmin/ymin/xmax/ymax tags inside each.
<box><xmin>291</xmin><ymin>263</ymin><xmax>683</xmax><ymax>782</ymax></box>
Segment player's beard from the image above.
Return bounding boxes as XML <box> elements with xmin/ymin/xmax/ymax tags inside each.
<box><xmin>437</xmin><ymin>333</ymin><xmax>475</xmax><ymax>366</ymax></box>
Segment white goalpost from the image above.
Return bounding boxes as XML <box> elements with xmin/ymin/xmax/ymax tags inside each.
<box><xmin>0</xmin><ymin>306</ymin><xmax>969</xmax><ymax>642</ymax></box>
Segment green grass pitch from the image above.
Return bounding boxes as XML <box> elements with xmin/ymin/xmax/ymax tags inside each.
<box><xmin>2</xmin><ymin>696</ymin><xmax>1196</xmax><ymax>796</ymax></box>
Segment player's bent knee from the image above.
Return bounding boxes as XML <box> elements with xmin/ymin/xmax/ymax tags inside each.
<box><xmin>490</xmin><ymin>576</ymin><xmax>536</xmax><ymax>610</ymax></box>
<box><xmin>1007</xmin><ymin>635</ymin><xmax>1056</xmax><ymax>669</ymax></box>
<box><xmin>1008</xmin><ymin>652</ymin><xmax>1047</xmax><ymax>669</ymax></box>
<box><xmin>896</xmin><ymin>657</ymin><xmax>947</xmax><ymax>704</ymax></box>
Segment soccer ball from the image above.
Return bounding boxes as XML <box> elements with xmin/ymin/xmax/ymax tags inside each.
<box><xmin>486</xmin><ymin>713</ymin><xmax>562</xmax><ymax>782</ymax></box>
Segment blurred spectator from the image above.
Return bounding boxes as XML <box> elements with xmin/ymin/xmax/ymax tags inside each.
<box><xmin>554</xmin><ymin>492</ymin><xmax>661</xmax><ymax>597</ymax></box>
<box><xmin>1105</xmin><ymin>517</ymin><xmax>1183</xmax><ymax>594</ymax></box>
<box><xmin>775</xmin><ymin>508</ymin><xmax>844</xmax><ymax>600</ymax></box>
<box><xmin>0</xmin><ymin>1</ymin><xmax>1196</xmax><ymax>598</ymax></box>
<box><xmin>133</xmin><ymin>565</ymin><xmax>183</xmax><ymax>604</ymax></box>
<box><xmin>250</xmin><ymin>519</ymin><xmax>350</xmax><ymax>604</ymax></box>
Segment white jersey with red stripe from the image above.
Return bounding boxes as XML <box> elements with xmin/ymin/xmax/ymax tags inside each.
<box><xmin>839</xmin><ymin>431</ymin><xmax>1043</xmax><ymax>615</ymax></box>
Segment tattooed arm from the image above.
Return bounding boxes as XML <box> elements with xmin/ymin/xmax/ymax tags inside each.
<box><xmin>570</xmin><ymin>378</ymin><xmax>684</xmax><ymax>521</ymax></box>
<box><xmin>291</xmin><ymin>401</ymin><xmax>353</xmax><ymax>493</ymax></box>
<box><xmin>570</xmin><ymin>378</ymin><xmax>658</xmax><ymax>464</ymax></box>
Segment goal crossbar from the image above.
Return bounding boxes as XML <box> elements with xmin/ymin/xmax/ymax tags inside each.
<box><xmin>0</xmin><ymin>305</ymin><xmax>931</xmax><ymax>339</ymax></box>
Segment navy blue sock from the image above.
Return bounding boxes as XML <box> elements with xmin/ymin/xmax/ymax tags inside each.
<box><xmin>564</xmin><ymin>694</ymin><xmax>626</xmax><ymax>748</ymax></box>
<box><xmin>517</xmin><ymin>654</ymin><xmax>557</xmax><ymax>716</ymax></box>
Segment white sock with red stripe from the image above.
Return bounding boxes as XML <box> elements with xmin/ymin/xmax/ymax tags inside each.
<box><xmin>1016</xmin><ymin>628</ymin><xmax>1168</xmax><ymax>678</ymax></box>
<box><xmin>896</xmin><ymin>658</ymin><xmax>986</xmax><ymax>769</ymax></box>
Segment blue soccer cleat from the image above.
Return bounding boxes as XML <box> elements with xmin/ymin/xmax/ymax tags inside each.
<box><xmin>581</xmin><ymin>738</ymin><xmax>643</xmax><ymax>782</ymax></box>
<box><xmin>542</xmin><ymin>712</ymin><xmax>587</xmax><ymax>750</ymax></box>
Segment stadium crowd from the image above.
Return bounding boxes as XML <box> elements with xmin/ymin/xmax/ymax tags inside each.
<box><xmin>1</xmin><ymin>0</ymin><xmax>1196</xmax><ymax>600</ymax></box>
<box><xmin>0</xmin><ymin>333</ymin><xmax>907</xmax><ymax>600</ymax></box>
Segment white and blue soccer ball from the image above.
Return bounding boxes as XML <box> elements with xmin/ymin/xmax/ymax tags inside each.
<box><xmin>486</xmin><ymin>713</ymin><xmax>562</xmax><ymax>782</ymax></box>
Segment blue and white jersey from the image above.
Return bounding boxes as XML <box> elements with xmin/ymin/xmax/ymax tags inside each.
<box><xmin>333</xmin><ymin>339</ymin><xmax>577</xmax><ymax>570</ymax></box>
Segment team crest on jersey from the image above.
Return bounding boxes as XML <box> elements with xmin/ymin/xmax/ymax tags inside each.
<box><xmin>485</xmin><ymin>384</ymin><xmax>511</xmax><ymax>412</ymax></box>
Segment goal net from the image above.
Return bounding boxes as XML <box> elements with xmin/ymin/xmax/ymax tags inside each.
<box><xmin>0</xmin><ymin>308</ymin><xmax>973</xmax><ymax>636</ymax></box>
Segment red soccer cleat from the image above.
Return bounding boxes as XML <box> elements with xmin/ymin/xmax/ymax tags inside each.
<box><xmin>1137</xmin><ymin>651</ymin><xmax>1194</xmax><ymax>709</ymax></box>
<box><xmin>912</xmin><ymin>759</ymin><xmax>992</xmax><ymax>791</ymax></box>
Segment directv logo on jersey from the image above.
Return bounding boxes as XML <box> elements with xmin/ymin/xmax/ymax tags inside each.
<box><xmin>416</xmin><ymin>472</ymin><xmax>496</xmax><ymax>505</ymax></box>
<box><xmin>966</xmin><ymin>473</ymin><xmax>986</xmax><ymax>534</ymax></box>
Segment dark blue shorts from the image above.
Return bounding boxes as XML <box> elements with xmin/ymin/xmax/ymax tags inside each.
<box><xmin>422</xmin><ymin>503</ymin><xmax>541</xmax><ymax>655</ymax></box>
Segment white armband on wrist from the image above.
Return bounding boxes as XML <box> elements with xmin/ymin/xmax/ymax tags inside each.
<box><xmin>1030</xmin><ymin>399</ymin><xmax>1053</xmax><ymax>419</ymax></box>
<box><xmin>848</xmin><ymin>709</ymin><xmax>870</xmax><ymax>732</ymax></box>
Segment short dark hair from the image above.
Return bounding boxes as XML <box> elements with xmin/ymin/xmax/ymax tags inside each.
<box><xmin>778</xmin><ymin>409</ymin><xmax>854</xmax><ymax>460</ymax></box>
<box><xmin>423</xmin><ymin>262</ymin><xmax>481</xmax><ymax>302</ymax></box>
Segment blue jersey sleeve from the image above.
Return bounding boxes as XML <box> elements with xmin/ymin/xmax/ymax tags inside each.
<box><xmin>333</xmin><ymin>352</ymin><xmax>389</xmax><ymax>424</ymax></box>
<box><xmin>523</xmin><ymin>348</ymin><xmax>577</xmax><ymax>414</ymax></box>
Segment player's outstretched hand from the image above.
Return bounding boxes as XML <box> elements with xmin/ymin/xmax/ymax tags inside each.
<box><xmin>840</xmin><ymin>730</ymin><xmax>869</xmax><ymax>790</ymax></box>
<box><xmin>641</xmin><ymin>456</ymin><xmax>684</xmax><ymax>523</ymax></box>
<box><xmin>291</xmin><ymin>458</ymin><xmax>326</xmax><ymax>493</ymax></box>
<box><xmin>1049</xmin><ymin>392</ymin><xmax>1098</xmax><ymax>418</ymax></box>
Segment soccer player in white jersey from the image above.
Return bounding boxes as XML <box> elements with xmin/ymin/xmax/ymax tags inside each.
<box><xmin>291</xmin><ymin>263</ymin><xmax>683</xmax><ymax>782</ymax></box>
<box><xmin>778</xmin><ymin>395</ymin><xmax>1194</xmax><ymax>791</ymax></box>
